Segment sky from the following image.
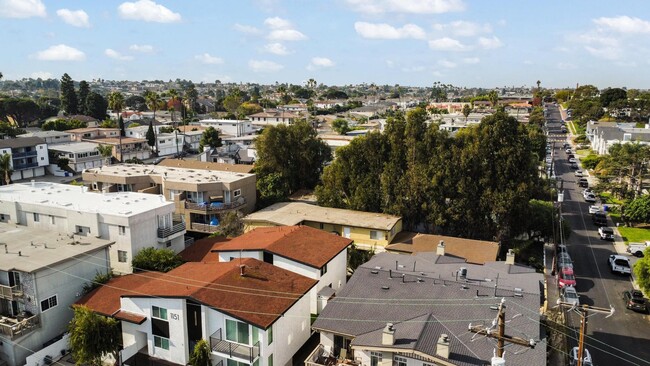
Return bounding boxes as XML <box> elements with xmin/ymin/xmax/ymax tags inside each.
<box><xmin>2</xmin><ymin>0</ymin><xmax>650</xmax><ymax>89</ymax></box>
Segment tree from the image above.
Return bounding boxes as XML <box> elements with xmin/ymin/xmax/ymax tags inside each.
<box><xmin>85</xmin><ymin>92</ymin><xmax>108</xmax><ymax>121</ymax></box>
<box><xmin>146</xmin><ymin>120</ymin><xmax>156</xmax><ymax>150</ymax></box>
<box><xmin>331</xmin><ymin>118</ymin><xmax>351</xmax><ymax>135</ymax></box>
<box><xmin>77</xmin><ymin>80</ymin><xmax>90</xmax><ymax>115</ymax></box>
<box><xmin>462</xmin><ymin>103</ymin><xmax>471</xmax><ymax>121</ymax></box>
<box><xmin>348</xmin><ymin>244</ymin><xmax>374</xmax><ymax>272</ymax></box>
<box><xmin>60</xmin><ymin>73</ymin><xmax>78</xmax><ymax>115</ymax></box>
<box><xmin>68</xmin><ymin>305</ymin><xmax>121</xmax><ymax>366</ymax></box>
<box><xmin>145</xmin><ymin>91</ymin><xmax>161</xmax><ymax>152</ymax></box>
<box><xmin>132</xmin><ymin>247</ymin><xmax>184</xmax><ymax>272</ymax></box>
<box><xmin>236</xmin><ymin>102</ymin><xmax>263</xmax><ymax>118</ymax></box>
<box><xmin>168</xmin><ymin>88</ymin><xmax>179</xmax><ymax>123</ymax></box>
<box><xmin>222</xmin><ymin>94</ymin><xmax>243</xmax><ymax>115</ymax></box>
<box><xmin>0</xmin><ymin>153</ymin><xmax>13</xmax><ymax>185</ymax></box>
<box><xmin>634</xmin><ymin>249</ymin><xmax>650</xmax><ymax>294</ymax></box>
<box><xmin>217</xmin><ymin>211</ymin><xmax>244</xmax><ymax>238</ymax></box>
<box><xmin>100</xmin><ymin>119</ymin><xmax>117</xmax><ymax>128</ymax></box>
<box><xmin>96</xmin><ymin>144</ymin><xmax>114</xmax><ymax>165</ymax></box>
<box><xmin>118</xmin><ymin>115</ymin><xmax>125</xmax><ymax>137</ymax></box>
<box><xmin>199</xmin><ymin>126</ymin><xmax>222</xmax><ymax>151</ymax></box>
<box><xmin>42</xmin><ymin>118</ymin><xmax>87</xmax><ymax>131</ymax></box>
<box><xmin>600</xmin><ymin>87</ymin><xmax>627</xmax><ymax>108</ymax></box>
<box><xmin>256</xmin><ymin>172</ymin><xmax>290</xmax><ymax>208</ymax></box>
<box><xmin>108</xmin><ymin>91</ymin><xmax>124</xmax><ymax>122</ymax></box>
<box><xmin>82</xmin><ymin>271</ymin><xmax>114</xmax><ymax>295</ymax></box>
<box><xmin>488</xmin><ymin>90</ymin><xmax>499</xmax><ymax>108</ymax></box>
<box><xmin>189</xmin><ymin>339</ymin><xmax>212</xmax><ymax>366</ymax></box>
<box><xmin>624</xmin><ymin>195</ymin><xmax>650</xmax><ymax>225</ymax></box>
<box><xmin>56</xmin><ymin>157</ymin><xmax>72</xmax><ymax>172</ymax></box>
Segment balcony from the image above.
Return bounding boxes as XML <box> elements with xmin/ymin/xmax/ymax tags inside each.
<box><xmin>11</xmin><ymin>150</ymin><xmax>37</xmax><ymax>158</ymax></box>
<box><xmin>184</xmin><ymin>198</ymin><xmax>246</xmax><ymax>213</ymax></box>
<box><xmin>190</xmin><ymin>223</ymin><xmax>221</xmax><ymax>234</ymax></box>
<box><xmin>157</xmin><ymin>222</ymin><xmax>186</xmax><ymax>240</ymax></box>
<box><xmin>12</xmin><ymin>162</ymin><xmax>39</xmax><ymax>170</ymax></box>
<box><xmin>209</xmin><ymin>328</ymin><xmax>259</xmax><ymax>363</ymax></box>
<box><xmin>0</xmin><ymin>284</ymin><xmax>23</xmax><ymax>301</ymax></box>
<box><xmin>0</xmin><ymin>313</ymin><xmax>40</xmax><ymax>340</ymax></box>
<box><xmin>305</xmin><ymin>344</ymin><xmax>359</xmax><ymax>366</ymax></box>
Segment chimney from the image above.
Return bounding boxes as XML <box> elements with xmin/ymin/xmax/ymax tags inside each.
<box><xmin>31</xmin><ymin>180</ymin><xmax>35</xmax><ymax>187</ymax></box>
<box><xmin>436</xmin><ymin>240</ymin><xmax>445</xmax><ymax>256</ymax></box>
<box><xmin>506</xmin><ymin>249</ymin><xmax>515</xmax><ymax>265</ymax></box>
<box><xmin>382</xmin><ymin>323</ymin><xmax>395</xmax><ymax>345</ymax></box>
<box><xmin>436</xmin><ymin>334</ymin><xmax>450</xmax><ymax>359</ymax></box>
<box><xmin>239</xmin><ymin>265</ymin><xmax>246</xmax><ymax>276</ymax></box>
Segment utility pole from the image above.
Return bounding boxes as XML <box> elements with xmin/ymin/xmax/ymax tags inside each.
<box><xmin>469</xmin><ymin>299</ymin><xmax>536</xmax><ymax>358</ymax></box>
<box><xmin>556</xmin><ymin>302</ymin><xmax>614</xmax><ymax>366</ymax></box>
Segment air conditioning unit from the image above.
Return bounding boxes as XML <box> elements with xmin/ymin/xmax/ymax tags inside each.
<box><xmin>91</xmin><ymin>182</ymin><xmax>98</xmax><ymax>190</ymax></box>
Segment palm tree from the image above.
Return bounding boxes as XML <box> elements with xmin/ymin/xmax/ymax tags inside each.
<box><xmin>108</xmin><ymin>91</ymin><xmax>125</xmax><ymax>162</ymax></box>
<box><xmin>0</xmin><ymin>153</ymin><xmax>13</xmax><ymax>185</ymax></box>
<box><xmin>145</xmin><ymin>91</ymin><xmax>161</xmax><ymax>153</ymax></box>
<box><xmin>168</xmin><ymin>89</ymin><xmax>179</xmax><ymax>124</ymax></box>
<box><xmin>96</xmin><ymin>144</ymin><xmax>114</xmax><ymax>166</ymax></box>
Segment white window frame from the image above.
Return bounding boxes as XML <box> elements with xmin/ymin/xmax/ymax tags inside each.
<box><xmin>370</xmin><ymin>230</ymin><xmax>381</xmax><ymax>240</ymax></box>
<box><xmin>118</xmin><ymin>225</ymin><xmax>126</xmax><ymax>235</ymax></box>
<box><xmin>152</xmin><ymin>306</ymin><xmax>168</xmax><ymax>320</ymax></box>
<box><xmin>33</xmin><ymin>213</ymin><xmax>40</xmax><ymax>222</ymax></box>
<box><xmin>40</xmin><ymin>295</ymin><xmax>58</xmax><ymax>312</ymax></box>
<box><xmin>118</xmin><ymin>250</ymin><xmax>128</xmax><ymax>263</ymax></box>
<box><xmin>233</xmin><ymin>189</ymin><xmax>241</xmax><ymax>198</ymax></box>
<box><xmin>153</xmin><ymin>335</ymin><xmax>169</xmax><ymax>350</ymax></box>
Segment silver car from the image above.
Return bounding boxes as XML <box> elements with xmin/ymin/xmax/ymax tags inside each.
<box><xmin>562</xmin><ymin>286</ymin><xmax>580</xmax><ymax>306</ymax></box>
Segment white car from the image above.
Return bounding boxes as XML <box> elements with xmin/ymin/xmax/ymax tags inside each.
<box><xmin>569</xmin><ymin>157</ymin><xmax>577</xmax><ymax>163</ymax></box>
<box><xmin>608</xmin><ymin>255</ymin><xmax>631</xmax><ymax>275</ymax></box>
<box><xmin>561</xmin><ymin>286</ymin><xmax>580</xmax><ymax>306</ymax></box>
<box><xmin>545</xmin><ymin>157</ymin><xmax>552</xmax><ymax>164</ymax></box>
<box><xmin>584</xmin><ymin>194</ymin><xmax>596</xmax><ymax>203</ymax></box>
<box><xmin>565</xmin><ymin>148</ymin><xmax>572</xmax><ymax>154</ymax></box>
<box><xmin>588</xmin><ymin>205</ymin><xmax>602</xmax><ymax>214</ymax></box>
<box><xmin>569</xmin><ymin>347</ymin><xmax>593</xmax><ymax>366</ymax></box>
<box><xmin>574</xmin><ymin>170</ymin><xmax>583</xmax><ymax>177</ymax></box>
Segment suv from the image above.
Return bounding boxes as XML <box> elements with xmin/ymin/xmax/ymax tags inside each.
<box><xmin>623</xmin><ymin>290</ymin><xmax>647</xmax><ymax>312</ymax></box>
<box><xmin>578</xmin><ymin>178</ymin><xmax>589</xmax><ymax>188</ymax></box>
<box><xmin>598</xmin><ymin>226</ymin><xmax>614</xmax><ymax>240</ymax></box>
<box><xmin>608</xmin><ymin>255</ymin><xmax>631</xmax><ymax>275</ymax></box>
<box><xmin>592</xmin><ymin>212</ymin><xmax>607</xmax><ymax>226</ymax></box>
<box><xmin>558</xmin><ymin>267</ymin><xmax>576</xmax><ymax>288</ymax></box>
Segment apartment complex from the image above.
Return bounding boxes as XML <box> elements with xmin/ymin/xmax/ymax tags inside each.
<box><xmin>0</xmin><ymin>137</ymin><xmax>49</xmax><ymax>181</ymax></box>
<box><xmin>82</xmin><ymin>161</ymin><xmax>256</xmax><ymax>235</ymax></box>
<box><xmin>0</xmin><ymin>182</ymin><xmax>184</xmax><ymax>274</ymax></box>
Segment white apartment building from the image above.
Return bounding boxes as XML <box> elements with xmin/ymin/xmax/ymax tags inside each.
<box><xmin>48</xmin><ymin>141</ymin><xmax>103</xmax><ymax>173</ymax></box>
<box><xmin>193</xmin><ymin>119</ymin><xmax>256</xmax><ymax>137</ymax></box>
<box><xmin>0</xmin><ymin>137</ymin><xmax>49</xmax><ymax>181</ymax></box>
<box><xmin>0</xmin><ymin>182</ymin><xmax>185</xmax><ymax>274</ymax></box>
<box><xmin>18</xmin><ymin>131</ymin><xmax>72</xmax><ymax>145</ymax></box>
<box><xmin>0</xmin><ymin>223</ymin><xmax>112</xmax><ymax>366</ymax></box>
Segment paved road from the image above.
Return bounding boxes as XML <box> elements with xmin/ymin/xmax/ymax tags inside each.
<box><xmin>546</xmin><ymin>105</ymin><xmax>650</xmax><ymax>365</ymax></box>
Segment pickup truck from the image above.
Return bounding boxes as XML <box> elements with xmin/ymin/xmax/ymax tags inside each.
<box><xmin>608</xmin><ymin>255</ymin><xmax>631</xmax><ymax>275</ymax></box>
<box><xmin>627</xmin><ymin>242</ymin><xmax>650</xmax><ymax>257</ymax></box>
<box><xmin>598</xmin><ymin>226</ymin><xmax>614</xmax><ymax>240</ymax></box>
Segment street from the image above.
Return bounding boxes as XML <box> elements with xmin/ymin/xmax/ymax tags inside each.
<box><xmin>546</xmin><ymin>105</ymin><xmax>650</xmax><ymax>365</ymax></box>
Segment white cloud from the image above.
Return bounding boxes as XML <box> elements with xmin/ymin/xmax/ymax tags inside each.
<box><xmin>234</xmin><ymin>23</ymin><xmax>262</xmax><ymax>35</ymax></box>
<box><xmin>56</xmin><ymin>9</ymin><xmax>90</xmax><ymax>27</ymax></box>
<box><xmin>307</xmin><ymin>57</ymin><xmax>335</xmax><ymax>70</ymax></box>
<box><xmin>432</xmin><ymin>20</ymin><xmax>491</xmax><ymax>37</ymax></box>
<box><xmin>593</xmin><ymin>16</ymin><xmax>650</xmax><ymax>34</ymax></box>
<box><xmin>386</xmin><ymin>60</ymin><xmax>394</xmax><ymax>68</ymax></box>
<box><xmin>264</xmin><ymin>16</ymin><xmax>292</xmax><ymax>29</ymax></box>
<box><xmin>129</xmin><ymin>44</ymin><xmax>154</xmax><ymax>53</ymax></box>
<box><xmin>0</xmin><ymin>0</ymin><xmax>46</xmax><ymax>18</ymax></box>
<box><xmin>462</xmin><ymin>57</ymin><xmax>480</xmax><ymax>64</ymax></box>
<box><xmin>584</xmin><ymin>46</ymin><xmax>620</xmax><ymax>60</ymax></box>
<box><xmin>345</xmin><ymin>0</ymin><xmax>464</xmax><ymax>14</ymax></box>
<box><xmin>354</xmin><ymin>22</ymin><xmax>426</xmax><ymax>40</ymax></box>
<box><xmin>572</xmin><ymin>32</ymin><xmax>619</xmax><ymax>47</ymax></box>
<box><xmin>477</xmin><ymin>36</ymin><xmax>503</xmax><ymax>49</ymax></box>
<box><xmin>268</xmin><ymin>29</ymin><xmax>307</xmax><ymax>41</ymax></box>
<box><xmin>30</xmin><ymin>71</ymin><xmax>52</xmax><ymax>79</ymax></box>
<box><xmin>249</xmin><ymin>60</ymin><xmax>283</xmax><ymax>72</ymax></box>
<box><xmin>194</xmin><ymin>53</ymin><xmax>224</xmax><ymax>64</ymax></box>
<box><xmin>401</xmin><ymin>66</ymin><xmax>425</xmax><ymax>72</ymax></box>
<box><xmin>35</xmin><ymin>44</ymin><xmax>85</xmax><ymax>61</ymax></box>
<box><xmin>264</xmin><ymin>43</ymin><xmax>291</xmax><ymax>55</ymax></box>
<box><xmin>428</xmin><ymin>37</ymin><xmax>467</xmax><ymax>51</ymax></box>
<box><xmin>105</xmin><ymin>49</ymin><xmax>133</xmax><ymax>61</ymax></box>
<box><xmin>438</xmin><ymin>59</ymin><xmax>457</xmax><ymax>68</ymax></box>
<box><xmin>557</xmin><ymin>62</ymin><xmax>577</xmax><ymax>70</ymax></box>
<box><xmin>118</xmin><ymin>0</ymin><xmax>181</xmax><ymax>23</ymax></box>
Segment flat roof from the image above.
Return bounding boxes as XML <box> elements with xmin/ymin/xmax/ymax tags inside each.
<box><xmin>0</xmin><ymin>137</ymin><xmax>45</xmax><ymax>149</ymax></box>
<box><xmin>244</xmin><ymin>202</ymin><xmax>401</xmax><ymax>230</ymax></box>
<box><xmin>85</xmin><ymin>163</ymin><xmax>254</xmax><ymax>184</ymax></box>
<box><xmin>18</xmin><ymin>131</ymin><xmax>71</xmax><ymax>138</ymax></box>
<box><xmin>386</xmin><ymin>231</ymin><xmax>500</xmax><ymax>264</ymax></box>
<box><xmin>0</xmin><ymin>222</ymin><xmax>113</xmax><ymax>273</ymax></box>
<box><xmin>158</xmin><ymin>159</ymin><xmax>254</xmax><ymax>174</ymax></box>
<box><xmin>0</xmin><ymin>182</ymin><xmax>172</xmax><ymax>217</ymax></box>
<box><xmin>48</xmin><ymin>141</ymin><xmax>100</xmax><ymax>153</ymax></box>
<box><xmin>67</xmin><ymin>127</ymin><xmax>119</xmax><ymax>133</ymax></box>
<box><xmin>86</xmin><ymin>137</ymin><xmax>146</xmax><ymax>144</ymax></box>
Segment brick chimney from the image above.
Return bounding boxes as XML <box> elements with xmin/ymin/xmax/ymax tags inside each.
<box><xmin>436</xmin><ymin>240</ymin><xmax>445</xmax><ymax>256</ymax></box>
<box><xmin>382</xmin><ymin>323</ymin><xmax>395</xmax><ymax>345</ymax></box>
<box><xmin>436</xmin><ymin>334</ymin><xmax>450</xmax><ymax>359</ymax></box>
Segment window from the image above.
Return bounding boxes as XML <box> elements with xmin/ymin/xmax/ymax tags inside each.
<box><xmin>119</xmin><ymin>225</ymin><xmax>126</xmax><ymax>235</ymax></box>
<box><xmin>268</xmin><ymin>354</ymin><xmax>273</xmax><ymax>366</ymax></box>
<box><xmin>118</xmin><ymin>250</ymin><xmax>127</xmax><ymax>263</ymax></box>
<box><xmin>233</xmin><ymin>189</ymin><xmax>241</xmax><ymax>198</ymax></box>
<box><xmin>33</xmin><ymin>213</ymin><xmax>40</xmax><ymax>222</ymax></box>
<box><xmin>50</xmin><ymin>215</ymin><xmax>55</xmax><ymax>224</ymax></box>
<box><xmin>154</xmin><ymin>335</ymin><xmax>169</xmax><ymax>350</ymax></box>
<box><xmin>40</xmin><ymin>295</ymin><xmax>58</xmax><ymax>312</ymax></box>
<box><xmin>227</xmin><ymin>361</ymin><xmax>248</xmax><ymax>366</ymax></box>
<box><xmin>252</xmin><ymin>327</ymin><xmax>259</xmax><ymax>345</ymax></box>
<box><xmin>226</xmin><ymin>319</ymin><xmax>250</xmax><ymax>344</ymax></box>
<box><xmin>267</xmin><ymin>326</ymin><xmax>273</xmax><ymax>345</ymax></box>
<box><xmin>320</xmin><ymin>264</ymin><xmax>328</xmax><ymax>276</ymax></box>
<box><xmin>370</xmin><ymin>230</ymin><xmax>381</xmax><ymax>240</ymax></box>
<box><xmin>394</xmin><ymin>356</ymin><xmax>407</xmax><ymax>366</ymax></box>
<box><xmin>370</xmin><ymin>352</ymin><xmax>382</xmax><ymax>366</ymax></box>
<box><xmin>319</xmin><ymin>223</ymin><xmax>324</xmax><ymax>230</ymax></box>
<box><xmin>152</xmin><ymin>306</ymin><xmax>168</xmax><ymax>320</ymax></box>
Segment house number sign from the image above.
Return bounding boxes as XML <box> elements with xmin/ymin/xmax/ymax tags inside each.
<box><xmin>170</xmin><ymin>313</ymin><xmax>180</xmax><ymax>320</ymax></box>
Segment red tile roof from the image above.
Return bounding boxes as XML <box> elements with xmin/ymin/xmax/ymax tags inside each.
<box><xmin>76</xmin><ymin>259</ymin><xmax>316</xmax><ymax>329</ymax></box>
<box><xmin>212</xmin><ymin>226</ymin><xmax>352</xmax><ymax>268</ymax></box>
<box><xmin>179</xmin><ymin>236</ymin><xmax>227</xmax><ymax>262</ymax></box>
<box><xmin>114</xmin><ymin>310</ymin><xmax>147</xmax><ymax>324</ymax></box>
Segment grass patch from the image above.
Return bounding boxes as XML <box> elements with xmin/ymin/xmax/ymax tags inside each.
<box><xmin>567</xmin><ymin>121</ymin><xmax>578</xmax><ymax>135</ymax></box>
<box><xmin>617</xmin><ymin>226</ymin><xmax>650</xmax><ymax>244</ymax></box>
<box><xmin>575</xmin><ymin>149</ymin><xmax>591</xmax><ymax>158</ymax></box>
<box><xmin>599</xmin><ymin>192</ymin><xmax>625</xmax><ymax>205</ymax></box>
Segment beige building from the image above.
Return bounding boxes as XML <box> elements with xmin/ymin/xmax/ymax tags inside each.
<box><xmin>243</xmin><ymin>202</ymin><xmax>402</xmax><ymax>250</ymax></box>
<box><xmin>83</xmin><ymin>161</ymin><xmax>256</xmax><ymax>235</ymax></box>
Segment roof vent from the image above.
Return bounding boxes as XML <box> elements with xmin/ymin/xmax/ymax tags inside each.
<box><xmin>381</xmin><ymin>285</ymin><xmax>390</xmax><ymax>290</ymax></box>
<box><xmin>514</xmin><ymin>288</ymin><xmax>523</xmax><ymax>297</ymax></box>
<box><xmin>371</xmin><ymin>270</ymin><xmax>379</xmax><ymax>274</ymax></box>
<box><xmin>459</xmin><ymin>267</ymin><xmax>467</xmax><ymax>279</ymax></box>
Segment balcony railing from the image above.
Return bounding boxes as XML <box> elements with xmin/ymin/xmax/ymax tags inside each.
<box><xmin>11</xmin><ymin>150</ymin><xmax>38</xmax><ymax>158</ymax></box>
<box><xmin>12</xmin><ymin>162</ymin><xmax>39</xmax><ymax>170</ymax></box>
<box><xmin>184</xmin><ymin>237</ymin><xmax>195</xmax><ymax>248</ymax></box>
<box><xmin>184</xmin><ymin>198</ymin><xmax>246</xmax><ymax>213</ymax></box>
<box><xmin>0</xmin><ymin>285</ymin><xmax>22</xmax><ymax>301</ymax></box>
<box><xmin>0</xmin><ymin>314</ymin><xmax>40</xmax><ymax>340</ymax></box>
<box><xmin>210</xmin><ymin>328</ymin><xmax>259</xmax><ymax>363</ymax></box>
<box><xmin>305</xmin><ymin>344</ymin><xmax>358</xmax><ymax>366</ymax></box>
<box><xmin>190</xmin><ymin>223</ymin><xmax>221</xmax><ymax>233</ymax></box>
<box><xmin>157</xmin><ymin>222</ymin><xmax>186</xmax><ymax>239</ymax></box>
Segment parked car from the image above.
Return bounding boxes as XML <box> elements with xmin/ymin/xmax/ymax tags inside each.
<box><xmin>582</xmin><ymin>188</ymin><xmax>593</xmax><ymax>195</ymax></box>
<box><xmin>578</xmin><ymin>178</ymin><xmax>589</xmax><ymax>188</ymax></box>
<box><xmin>627</xmin><ymin>242</ymin><xmax>650</xmax><ymax>257</ymax></box>
<box><xmin>152</xmin><ymin>157</ymin><xmax>166</xmax><ymax>165</ymax></box>
<box><xmin>558</xmin><ymin>252</ymin><xmax>573</xmax><ymax>270</ymax></box>
<box><xmin>588</xmin><ymin>205</ymin><xmax>602</xmax><ymax>214</ymax></box>
<box><xmin>623</xmin><ymin>290</ymin><xmax>647</xmax><ymax>312</ymax></box>
<box><xmin>584</xmin><ymin>194</ymin><xmax>596</xmax><ymax>203</ymax></box>
<box><xmin>570</xmin><ymin>162</ymin><xmax>579</xmax><ymax>169</ymax></box>
<box><xmin>608</xmin><ymin>255</ymin><xmax>631</xmax><ymax>275</ymax></box>
<box><xmin>545</xmin><ymin>157</ymin><xmax>552</xmax><ymax>164</ymax></box>
<box><xmin>561</xmin><ymin>127</ymin><xmax>568</xmax><ymax>133</ymax></box>
<box><xmin>569</xmin><ymin>347</ymin><xmax>593</xmax><ymax>366</ymax></box>
<box><xmin>561</xmin><ymin>286</ymin><xmax>580</xmax><ymax>306</ymax></box>
<box><xmin>598</xmin><ymin>226</ymin><xmax>614</xmax><ymax>240</ymax></box>
<box><xmin>574</xmin><ymin>170</ymin><xmax>583</xmax><ymax>177</ymax></box>
<box><xmin>592</xmin><ymin>212</ymin><xmax>607</xmax><ymax>226</ymax></box>
<box><xmin>569</xmin><ymin>157</ymin><xmax>577</xmax><ymax>163</ymax></box>
<box><xmin>565</xmin><ymin>148</ymin><xmax>572</xmax><ymax>154</ymax></box>
<box><xmin>558</xmin><ymin>267</ymin><xmax>577</xmax><ymax>288</ymax></box>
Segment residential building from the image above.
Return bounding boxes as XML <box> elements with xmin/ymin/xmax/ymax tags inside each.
<box><xmin>278</xmin><ymin>104</ymin><xmax>308</xmax><ymax>113</ymax></box>
<box><xmin>82</xmin><ymin>162</ymin><xmax>256</xmax><ymax>235</ymax></box>
<box><xmin>586</xmin><ymin>121</ymin><xmax>650</xmax><ymax>154</ymax></box>
<box><xmin>205</xmin><ymin>225</ymin><xmax>351</xmax><ymax>314</ymax></box>
<box><xmin>77</xmin><ymin>259</ymin><xmax>317</xmax><ymax>366</ymax></box>
<box><xmin>0</xmin><ymin>137</ymin><xmax>49</xmax><ymax>181</ymax></box>
<box><xmin>89</xmin><ymin>137</ymin><xmax>151</xmax><ymax>161</ymax></box>
<box><xmin>243</xmin><ymin>202</ymin><xmax>402</xmax><ymax>250</ymax></box>
<box><xmin>67</xmin><ymin>127</ymin><xmax>120</xmax><ymax>142</ymax></box>
<box><xmin>248</xmin><ymin>110</ymin><xmax>300</xmax><ymax>126</ymax></box>
<box><xmin>17</xmin><ymin>131</ymin><xmax>71</xmax><ymax>145</ymax></box>
<box><xmin>0</xmin><ymin>223</ymin><xmax>112</xmax><ymax>366</ymax></box>
<box><xmin>48</xmin><ymin>141</ymin><xmax>103</xmax><ymax>173</ymax></box>
<box><xmin>193</xmin><ymin>119</ymin><xmax>256</xmax><ymax>137</ymax></box>
<box><xmin>314</xmin><ymin>100</ymin><xmax>347</xmax><ymax>110</ymax></box>
<box><xmin>308</xmin><ymin>251</ymin><xmax>545</xmax><ymax>366</ymax></box>
<box><xmin>386</xmin><ymin>232</ymin><xmax>500</xmax><ymax>264</ymax></box>
<box><xmin>0</xmin><ymin>182</ymin><xmax>184</xmax><ymax>274</ymax></box>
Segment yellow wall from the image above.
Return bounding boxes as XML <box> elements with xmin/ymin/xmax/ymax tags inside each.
<box><xmin>244</xmin><ymin>220</ymin><xmax>282</xmax><ymax>232</ymax></box>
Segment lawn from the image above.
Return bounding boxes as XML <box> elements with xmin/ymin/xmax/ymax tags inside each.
<box><xmin>599</xmin><ymin>192</ymin><xmax>625</xmax><ymax>205</ymax></box>
<box><xmin>576</xmin><ymin>149</ymin><xmax>591</xmax><ymax>158</ymax></box>
<box><xmin>567</xmin><ymin>121</ymin><xmax>578</xmax><ymax>135</ymax></box>
<box><xmin>608</xmin><ymin>213</ymin><xmax>650</xmax><ymax>243</ymax></box>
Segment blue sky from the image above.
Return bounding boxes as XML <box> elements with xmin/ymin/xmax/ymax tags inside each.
<box><xmin>2</xmin><ymin>0</ymin><xmax>650</xmax><ymax>88</ymax></box>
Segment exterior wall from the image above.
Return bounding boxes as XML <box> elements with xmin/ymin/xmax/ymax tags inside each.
<box><xmin>272</xmin><ymin>292</ymin><xmax>311</xmax><ymax>366</ymax></box>
<box><xmin>304</xmin><ymin>220</ymin><xmax>402</xmax><ymax>250</ymax></box>
<box><xmin>243</xmin><ymin>221</ymin><xmax>282</xmax><ymax>233</ymax></box>
<box><xmin>218</xmin><ymin>251</ymin><xmax>262</xmax><ymax>262</ymax></box>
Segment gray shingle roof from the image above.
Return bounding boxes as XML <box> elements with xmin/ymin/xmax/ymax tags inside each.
<box><xmin>313</xmin><ymin>252</ymin><xmax>545</xmax><ymax>366</ymax></box>
<box><xmin>0</xmin><ymin>136</ymin><xmax>46</xmax><ymax>149</ymax></box>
